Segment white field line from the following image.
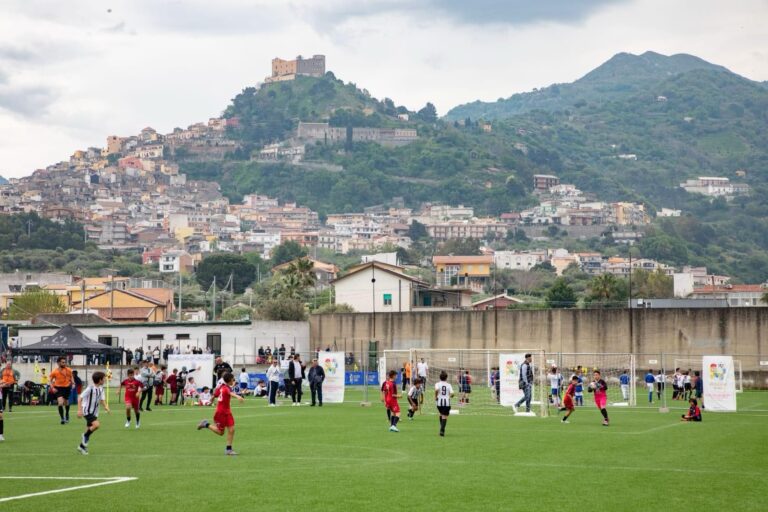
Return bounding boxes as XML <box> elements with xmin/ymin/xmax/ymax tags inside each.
<box><xmin>0</xmin><ymin>476</ymin><xmax>137</xmax><ymax>503</ymax></box>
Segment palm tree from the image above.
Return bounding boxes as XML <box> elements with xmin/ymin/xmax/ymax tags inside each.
<box><xmin>588</xmin><ymin>273</ymin><xmax>619</xmax><ymax>308</ymax></box>
<box><xmin>284</xmin><ymin>257</ymin><xmax>316</xmax><ymax>290</ymax></box>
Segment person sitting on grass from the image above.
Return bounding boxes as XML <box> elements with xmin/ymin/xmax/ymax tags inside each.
<box><xmin>184</xmin><ymin>376</ymin><xmax>199</xmax><ymax>400</ymax></box>
<box><xmin>681</xmin><ymin>398</ymin><xmax>702</xmax><ymax>422</ymax></box>
<box><xmin>253</xmin><ymin>380</ymin><xmax>267</xmax><ymax>398</ymax></box>
<box><xmin>198</xmin><ymin>387</ymin><xmax>212</xmax><ymax>406</ymax></box>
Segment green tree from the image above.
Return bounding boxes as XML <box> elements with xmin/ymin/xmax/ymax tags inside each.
<box><xmin>283</xmin><ymin>257</ymin><xmax>316</xmax><ymax>290</ymax></box>
<box><xmin>545</xmin><ymin>278</ymin><xmax>577</xmax><ymax>308</ymax></box>
<box><xmin>407</xmin><ymin>220</ymin><xmax>428</xmax><ymax>241</ymax></box>
<box><xmin>257</xmin><ymin>298</ymin><xmax>307</xmax><ymax>321</ymax></box>
<box><xmin>196</xmin><ymin>253</ymin><xmax>256</xmax><ymax>294</ymax></box>
<box><xmin>312</xmin><ymin>303</ymin><xmax>355</xmax><ymax>314</ymax></box>
<box><xmin>436</xmin><ymin>238</ymin><xmax>481</xmax><ymax>256</ymax></box>
<box><xmin>220</xmin><ymin>304</ymin><xmax>253</xmax><ymax>321</ymax></box>
<box><xmin>586</xmin><ymin>273</ymin><xmax>627</xmax><ymax>308</ymax></box>
<box><xmin>269</xmin><ymin>241</ymin><xmax>308</xmax><ymax>267</ymax></box>
<box><xmin>7</xmin><ymin>290</ymin><xmax>67</xmax><ymax>320</ymax></box>
<box><xmin>417</xmin><ymin>102</ymin><xmax>438</xmax><ymax>123</ymax></box>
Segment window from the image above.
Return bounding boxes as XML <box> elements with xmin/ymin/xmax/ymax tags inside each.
<box><xmin>98</xmin><ymin>335</ymin><xmax>114</xmax><ymax>346</ymax></box>
<box><xmin>147</xmin><ymin>334</ymin><xmax>164</xmax><ymax>341</ymax></box>
<box><xmin>383</xmin><ymin>293</ymin><xmax>392</xmax><ymax>306</ymax></box>
<box><xmin>207</xmin><ymin>333</ymin><xmax>221</xmax><ymax>354</ymax></box>
<box><xmin>176</xmin><ymin>333</ymin><xmax>190</xmax><ymax>340</ymax></box>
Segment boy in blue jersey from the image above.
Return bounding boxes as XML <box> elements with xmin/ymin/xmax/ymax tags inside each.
<box><xmin>573</xmin><ymin>366</ymin><xmax>584</xmax><ymax>406</ymax></box>
<box><xmin>619</xmin><ymin>369</ymin><xmax>630</xmax><ymax>401</ymax></box>
<box><xmin>644</xmin><ymin>369</ymin><xmax>655</xmax><ymax>403</ymax></box>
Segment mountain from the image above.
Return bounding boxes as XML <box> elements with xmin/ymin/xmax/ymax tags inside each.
<box><xmin>445</xmin><ymin>51</ymin><xmax>731</xmax><ymax>120</ymax></box>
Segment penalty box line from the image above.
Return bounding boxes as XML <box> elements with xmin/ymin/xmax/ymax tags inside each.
<box><xmin>0</xmin><ymin>476</ymin><xmax>137</xmax><ymax>503</ymax></box>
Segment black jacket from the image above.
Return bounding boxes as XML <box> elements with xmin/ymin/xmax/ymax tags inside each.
<box><xmin>308</xmin><ymin>365</ymin><xmax>325</xmax><ymax>384</ymax></box>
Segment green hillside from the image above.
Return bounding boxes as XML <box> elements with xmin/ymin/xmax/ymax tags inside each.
<box><xmin>445</xmin><ymin>51</ymin><xmax>729</xmax><ymax>120</ymax></box>
<box><xmin>179</xmin><ymin>53</ymin><xmax>768</xmax><ymax>282</ymax></box>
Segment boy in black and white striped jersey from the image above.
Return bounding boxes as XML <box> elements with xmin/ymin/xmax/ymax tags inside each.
<box><xmin>434</xmin><ymin>371</ymin><xmax>454</xmax><ymax>437</ymax></box>
<box><xmin>77</xmin><ymin>371</ymin><xmax>110</xmax><ymax>455</ymax></box>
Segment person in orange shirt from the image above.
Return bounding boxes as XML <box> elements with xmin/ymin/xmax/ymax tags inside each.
<box><xmin>402</xmin><ymin>361</ymin><xmax>412</xmax><ymax>392</ymax></box>
<box><xmin>49</xmin><ymin>356</ymin><xmax>74</xmax><ymax>424</ymax></box>
<box><xmin>1</xmin><ymin>362</ymin><xmax>17</xmax><ymax>413</ymax></box>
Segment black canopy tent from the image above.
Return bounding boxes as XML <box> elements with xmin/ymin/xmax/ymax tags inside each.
<box><xmin>15</xmin><ymin>324</ymin><xmax>122</xmax><ymax>357</ymax></box>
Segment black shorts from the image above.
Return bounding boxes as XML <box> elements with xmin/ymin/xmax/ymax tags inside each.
<box><xmin>54</xmin><ymin>386</ymin><xmax>72</xmax><ymax>400</ymax></box>
<box><xmin>408</xmin><ymin>397</ymin><xmax>419</xmax><ymax>408</ymax></box>
<box><xmin>85</xmin><ymin>414</ymin><xmax>98</xmax><ymax>427</ymax></box>
<box><xmin>461</xmin><ymin>386</ymin><xmax>471</xmax><ymax>394</ymax></box>
<box><xmin>437</xmin><ymin>405</ymin><xmax>451</xmax><ymax>416</ymax></box>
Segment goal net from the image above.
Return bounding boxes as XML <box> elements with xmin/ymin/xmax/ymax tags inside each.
<box><xmin>557</xmin><ymin>353</ymin><xmax>636</xmax><ymax>407</ymax></box>
<box><xmin>382</xmin><ymin>348</ymin><xmax>548</xmax><ymax>417</ymax></box>
<box><xmin>674</xmin><ymin>357</ymin><xmax>743</xmax><ymax>393</ymax></box>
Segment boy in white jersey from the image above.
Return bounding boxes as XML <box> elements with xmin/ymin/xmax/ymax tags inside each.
<box><xmin>548</xmin><ymin>366</ymin><xmax>562</xmax><ymax>407</ymax></box>
<box><xmin>406</xmin><ymin>378</ymin><xmax>423</xmax><ymax>420</ymax></box>
<box><xmin>77</xmin><ymin>371</ymin><xmax>110</xmax><ymax>455</ymax></box>
<box><xmin>435</xmin><ymin>371</ymin><xmax>454</xmax><ymax>437</ymax></box>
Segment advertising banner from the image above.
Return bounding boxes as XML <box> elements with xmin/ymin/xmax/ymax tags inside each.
<box><xmin>318</xmin><ymin>352</ymin><xmax>345</xmax><ymax>403</ymax></box>
<box><xmin>702</xmin><ymin>356</ymin><xmax>736</xmax><ymax>412</ymax></box>
<box><xmin>499</xmin><ymin>353</ymin><xmax>531</xmax><ymax>407</ymax></box>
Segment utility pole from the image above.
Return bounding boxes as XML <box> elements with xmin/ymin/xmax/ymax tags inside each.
<box><xmin>371</xmin><ymin>264</ymin><xmax>376</xmax><ymax>339</ymax></box>
<box><xmin>81</xmin><ymin>278</ymin><xmax>86</xmax><ymax>315</ymax></box>
<box><xmin>628</xmin><ymin>249</ymin><xmax>634</xmax><ymax>351</ymax></box>
<box><xmin>212</xmin><ymin>276</ymin><xmax>217</xmax><ymax>321</ymax></box>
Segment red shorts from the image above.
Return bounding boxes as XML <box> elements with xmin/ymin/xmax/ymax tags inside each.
<box><xmin>563</xmin><ymin>396</ymin><xmax>575</xmax><ymax>411</ymax></box>
<box><xmin>594</xmin><ymin>394</ymin><xmax>607</xmax><ymax>409</ymax></box>
<box><xmin>386</xmin><ymin>400</ymin><xmax>400</xmax><ymax>414</ymax></box>
<box><xmin>213</xmin><ymin>411</ymin><xmax>234</xmax><ymax>430</ymax></box>
<box><xmin>126</xmin><ymin>397</ymin><xmax>140</xmax><ymax>411</ymax></box>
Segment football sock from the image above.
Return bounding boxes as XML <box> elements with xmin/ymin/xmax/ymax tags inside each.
<box><xmin>84</xmin><ymin>430</ymin><xmax>92</xmax><ymax>442</ymax></box>
<box><xmin>439</xmin><ymin>418</ymin><xmax>446</xmax><ymax>432</ymax></box>
<box><xmin>226</xmin><ymin>445</ymin><xmax>232</xmax><ymax>451</ymax></box>
<box><xmin>58</xmin><ymin>406</ymin><xmax>64</xmax><ymax>419</ymax></box>
<box><xmin>0</xmin><ymin>419</ymin><xmax>3</xmax><ymax>434</ymax></box>
<box><xmin>600</xmin><ymin>408</ymin><xmax>608</xmax><ymax>420</ymax></box>
<box><xmin>393</xmin><ymin>416</ymin><xmax>399</xmax><ymax>426</ymax></box>
<box><xmin>65</xmin><ymin>405</ymin><xmax>70</xmax><ymax>418</ymax></box>
<box><xmin>126</xmin><ymin>413</ymin><xmax>131</xmax><ymax>421</ymax></box>
<box><xmin>387</xmin><ymin>409</ymin><xmax>391</xmax><ymax>422</ymax></box>
<box><xmin>136</xmin><ymin>412</ymin><xmax>140</xmax><ymax>423</ymax></box>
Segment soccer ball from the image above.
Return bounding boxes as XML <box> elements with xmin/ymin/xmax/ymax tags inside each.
<box><xmin>588</xmin><ymin>383</ymin><xmax>596</xmax><ymax>392</ymax></box>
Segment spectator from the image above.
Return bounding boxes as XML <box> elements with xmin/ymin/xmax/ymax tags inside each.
<box><xmin>308</xmin><ymin>359</ymin><xmax>326</xmax><ymax>407</ymax></box>
<box><xmin>1</xmin><ymin>362</ymin><xmax>18</xmax><ymax>412</ymax></box>
<box><xmin>125</xmin><ymin>348</ymin><xmax>133</xmax><ymax>366</ymax></box>
<box><xmin>152</xmin><ymin>346</ymin><xmax>161</xmax><ymax>365</ymax></box>
<box><xmin>167</xmin><ymin>368</ymin><xmax>179</xmax><ymax>405</ymax></box>
<box><xmin>513</xmin><ymin>354</ymin><xmax>534</xmax><ymax>413</ymax></box>
<box><xmin>290</xmin><ymin>346</ymin><xmax>296</xmax><ymax>357</ymax></box>
<box><xmin>183</xmin><ymin>376</ymin><xmax>199</xmax><ymax>401</ymax></box>
<box><xmin>265</xmin><ymin>347</ymin><xmax>272</xmax><ymax>363</ymax></box>
<box><xmin>138</xmin><ymin>361</ymin><xmax>155</xmax><ymax>411</ymax></box>
<box><xmin>278</xmin><ymin>344</ymin><xmax>286</xmax><ymax>360</ymax></box>
<box><xmin>288</xmin><ymin>355</ymin><xmax>305</xmax><ymax>406</ymax></box>
<box><xmin>253</xmin><ymin>380</ymin><xmax>267</xmax><ymax>397</ymax></box>
<box><xmin>238</xmin><ymin>368</ymin><xmax>250</xmax><ymax>395</ymax></box>
<box><xmin>213</xmin><ymin>356</ymin><xmax>233</xmax><ymax>387</ymax></box>
<box><xmin>693</xmin><ymin>370</ymin><xmax>704</xmax><ymax>409</ymax></box>
<box><xmin>266</xmin><ymin>360</ymin><xmax>280</xmax><ymax>407</ymax></box>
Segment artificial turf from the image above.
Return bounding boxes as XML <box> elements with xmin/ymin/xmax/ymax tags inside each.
<box><xmin>0</xmin><ymin>388</ymin><xmax>766</xmax><ymax>511</ymax></box>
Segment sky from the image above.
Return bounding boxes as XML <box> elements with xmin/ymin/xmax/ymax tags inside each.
<box><xmin>0</xmin><ymin>0</ymin><xmax>766</xmax><ymax>179</ymax></box>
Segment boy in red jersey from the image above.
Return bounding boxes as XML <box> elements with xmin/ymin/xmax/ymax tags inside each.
<box><xmin>681</xmin><ymin>398</ymin><xmax>702</xmax><ymax>422</ymax></box>
<box><xmin>381</xmin><ymin>370</ymin><xmax>402</xmax><ymax>432</ymax></box>
<box><xmin>119</xmin><ymin>368</ymin><xmax>144</xmax><ymax>429</ymax></box>
<box><xmin>588</xmin><ymin>370</ymin><xmax>610</xmax><ymax>426</ymax></box>
<box><xmin>558</xmin><ymin>375</ymin><xmax>579</xmax><ymax>423</ymax></box>
<box><xmin>197</xmin><ymin>372</ymin><xmax>244</xmax><ymax>455</ymax></box>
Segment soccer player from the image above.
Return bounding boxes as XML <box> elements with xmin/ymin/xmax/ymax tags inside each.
<box><xmin>49</xmin><ymin>356</ymin><xmax>74</xmax><ymax>424</ymax></box>
<box><xmin>119</xmin><ymin>368</ymin><xmax>144</xmax><ymax>429</ymax></box>
<box><xmin>0</xmin><ymin>380</ymin><xmax>6</xmax><ymax>441</ymax></box>
<box><xmin>416</xmin><ymin>358</ymin><xmax>428</xmax><ymax>385</ymax></box>
<box><xmin>655</xmin><ymin>370</ymin><xmax>665</xmax><ymax>400</ymax></box>
<box><xmin>588</xmin><ymin>370</ymin><xmax>610</xmax><ymax>426</ymax></box>
<box><xmin>548</xmin><ymin>366</ymin><xmax>562</xmax><ymax>407</ymax></box>
<box><xmin>573</xmin><ymin>366</ymin><xmax>584</xmax><ymax>406</ymax></box>
<box><xmin>458</xmin><ymin>370</ymin><xmax>472</xmax><ymax>405</ymax></box>
<box><xmin>619</xmin><ymin>369</ymin><xmax>630</xmax><ymax>401</ymax></box>
<box><xmin>407</xmin><ymin>378</ymin><xmax>423</xmax><ymax>419</ymax></box>
<box><xmin>435</xmin><ymin>371</ymin><xmax>454</xmax><ymax>437</ymax></box>
<box><xmin>644</xmin><ymin>369</ymin><xmax>655</xmax><ymax>403</ymax></box>
<box><xmin>77</xmin><ymin>371</ymin><xmax>110</xmax><ymax>455</ymax></box>
<box><xmin>197</xmin><ymin>372</ymin><xmax>244</xmax><ymax>455</ymax></box>
<box><xmin>381</xmin><ymin>370</ymin><xmax>401</xmax><ymax>432</ymax></box>
<box><xmin>681</xmin><ymin>398</ymin><xmax>702</xmax><ymax>422</ymax></box>
<box><xmin>559</xmin><ymin>375</ymin><xmax>579</xmax><ymax>423</ymax></box>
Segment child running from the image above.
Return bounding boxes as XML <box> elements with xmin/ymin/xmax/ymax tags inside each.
<box><xmin>588</xmin><ymin>370</ymin><xmax>610</xmax><ymax>426</ymax></box>
<box><xmin>381</xmin><ymin>370</ymin><xmax>401</xmax><ymax>432</ymax></box>
<box><xmin>77</xmin><ymin>371</ymin><xmax>110</xmax><ymax>455</ymax></box>
<box><xmin>559</xmin><ymin>375</ymin><xmax>579</xmax><ymax>423</ymax></box>
<box><xmin>435</xmin><ymin>371</ymin><xmax>454</xmax><ymax>437</ymax></box>
<box><xmin>197</xmin><ymin>372</ymin><xmax>244</xmax><ymax>455</ymax></box>
<box><xmin>406</xmin><ymin>378</ymin><xmax>423</xmax><ymax>420</ymax></box>
<box><xmin>681</xmin><ymin>398</ymin><xmax>702</xmax><ymax>422</ymax></box>
<box><xmin>119</xmin><ymin>368</ymin><xmax>144</xmax><ymax>429</ymax></box>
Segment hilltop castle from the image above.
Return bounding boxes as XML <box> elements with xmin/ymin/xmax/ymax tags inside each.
<box><xmin>265</xmin><ymin>54</ymin><xmax>326</xmax><ymax>83</ymax></box>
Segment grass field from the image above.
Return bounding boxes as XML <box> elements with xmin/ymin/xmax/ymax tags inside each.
<box><xmin>1</xmin><ymin>387</ymin><xmax>767</xmax><ymax>511</ymax></box>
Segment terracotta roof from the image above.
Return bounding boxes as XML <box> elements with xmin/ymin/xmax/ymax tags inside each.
<box><xmin>432</xmin><ymin>255</ymin><xmax>493</xmax><ymax>264</ymax></box>
<box><xmin>693</xmin><ymin>285</ymin><xmax>766</xmax><ymax>294</ymax></box>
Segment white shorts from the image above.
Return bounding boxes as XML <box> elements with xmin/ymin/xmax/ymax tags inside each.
<box><xmin>646</xmin><ymin>383</ymin><xmax>654</xmax><ymax>391</ymax></box>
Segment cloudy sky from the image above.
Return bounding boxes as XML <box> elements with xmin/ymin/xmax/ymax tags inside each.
<box><xmin>0</xmin><ymin>0</ymin><xmax>765</xmax><ymax>178</ymax></box>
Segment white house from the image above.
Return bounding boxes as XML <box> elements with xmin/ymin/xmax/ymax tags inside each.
<box><xmin>332</xmin><ymin>261</ymin><xmax>471</xmax><ymax>313</ymax></box>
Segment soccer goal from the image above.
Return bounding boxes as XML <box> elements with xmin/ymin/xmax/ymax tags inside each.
<box><xmin>674</xmin><ymin>357</ymin><xmax>744</xmax><ymax>393</ymax></box>
<box><xmin>557</xmin><ymin>353</ymin><xmax>636</xmax><ymax>407</ymax></box>
<box><xmin>381</xmin><ymin>348</ymin><xmax>549</xmax><ymax>417</ymax></box>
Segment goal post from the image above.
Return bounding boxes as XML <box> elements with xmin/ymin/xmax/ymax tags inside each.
<box><xmin>556</xmin><ymin>353</ymin><xmax>636</xmax><ymax>407</ymax></box>
<box><xmin>382</xmin><ymin>348</ymin><xmax>549</xmax><ymax>417</ymax></box>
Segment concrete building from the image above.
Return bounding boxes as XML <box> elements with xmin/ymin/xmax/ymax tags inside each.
<box><xmin>159</xmin><ymin>250</ymin><xmax>195</xmax><ymax>274</ymax></box>
<box><xmin>690</xmin><ymin>284</ymin><xmax>767</xmax><ymax>307</ymax></box>
<box><xmin>493</xmin><ymin>250</ymin><xmax>546</xmax><ymax>270</ymax></box>
<box><xmin>433</xmin><ymin>255</ymin><xmax>492</xmax><ymax>292</ymax></box>
<box><xmin>533</xmin><ymin>174</ymin><xmax>560</xmax><ymax>191</ymax></box>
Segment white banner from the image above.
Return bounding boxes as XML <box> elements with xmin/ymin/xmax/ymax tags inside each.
<box><xmin>318</xmin><ymin>352</ymin><xmax>345</xmax><ymax>403</ymax></box>
<box><xmin>168</xmin><ymin>354</ymin><xmax>215</xmax><ymax>388</ymax></box>
<box><xmin>702</xmin><ymin>356</ymin><xmax>736</xmax><ymax>412</ymax></box>
<box><xmin>499</xmin><ymin>353</ymin><xmax>531</xmax><ymax>407</ymax></box>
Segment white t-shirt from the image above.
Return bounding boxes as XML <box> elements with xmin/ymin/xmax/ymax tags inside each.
<box><xmin>417</xmin><ymin>362</ymin><xmax>428</xmax><ymax>377</ymax></box>
<box><xmin>547</xmin><ymin>373</ymin><xmax>562</xmax><ymax>389</ymax></box>
<box><xmin>239</xmin><ymin>372</ymin><xmax>249</xmax><ymax>384</ymax></box>
<box><xmin>435</xmin><ymin>381</ymin><xmax>453</xmax><ymax>407</ymax></box>
<box><xmin>655</xmin><ymin>374</ymin><xmax>664</xmax><ymax>384</ymax></box>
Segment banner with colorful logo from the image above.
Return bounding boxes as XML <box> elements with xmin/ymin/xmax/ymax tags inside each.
<box><xmin>702</xmin><ymin>356</ymin><xmax>736</xmax><ymax>411</ymax></box>
<box><xmin>499</xmin><ymin>353</ymin><xmax>530</xmax><ymax>407</ymax></box>
<box><xmin>319</xmin><ymin>352</ymin><xmax>345</xmax><ymax>403</ymax></box>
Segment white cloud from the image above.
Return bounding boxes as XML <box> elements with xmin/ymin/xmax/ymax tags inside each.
<box><xmin>0</xmin><ymin>0</ymin><xmax>765</xmax><ymax>178</ymax></box>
